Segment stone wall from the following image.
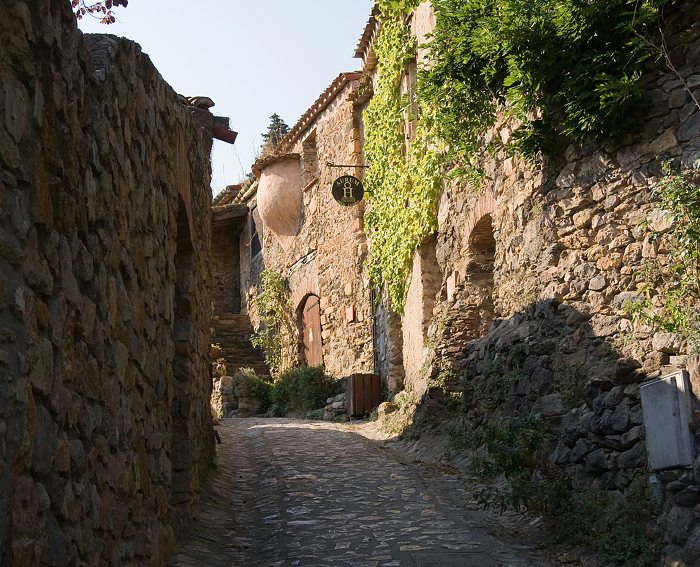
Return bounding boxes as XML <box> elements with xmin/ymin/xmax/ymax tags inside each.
<box><xmin>242</xmin><ymin>77</ymin><xmax>375</xmax><ymax>380</ymax></box>
<box><xmin>398</xmin><ymin>1</ymin><xmax>700</xmax><ymax>562</ymax></box>
<box><xmin>211</xmin><ymin>222</ymin><xmax>242</xmax><ymax>315</ymax></box>
<box><xmin>0</xmin><ymin>2</ymin><xmax>214</xmax><ymax>565</ymax></box>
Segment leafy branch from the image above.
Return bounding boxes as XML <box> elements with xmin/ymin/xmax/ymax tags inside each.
<box><xmin>71</xmin><ymin>0</ymin><xmax>128</xmax><ymax>24</ymax></box>
<box><xmin>420</xmin><ymin>0</ymin><xmax>670</xmax><ymax>167</ymax></box>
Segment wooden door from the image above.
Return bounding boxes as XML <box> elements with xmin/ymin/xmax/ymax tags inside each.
<box><xmin>302</xmin><ymin>295</ymin><xmax>323</xmax><ymax>366</ymax></box>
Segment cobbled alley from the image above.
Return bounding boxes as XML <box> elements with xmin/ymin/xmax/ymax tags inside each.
<box><xmin>172</xmin><ymin>419</ymin><xmax>556</xmax><ymax>567</ymax></box>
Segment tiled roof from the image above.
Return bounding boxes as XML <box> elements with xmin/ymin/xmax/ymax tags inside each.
<box><xmin>212</xmin><ymin>184</ymin><xmax>241</xmax><ymax>206</ymax></box>
<box><xmin>354</xmin><ymin>3</ymin><xmax>380</xmax><ymax>68</ymax></box>
<box><xmin>212</xmin><ymin>202</ymin><xmax>249</xmax><ymax>226</ymax></box>
<box><xmin>275</xmin><ymin>72</ymin><xmax>364</xmax><ymax>155</ymax></box>
<box><xmin>233</xmin><ymin>179</ymin><xmax>258</xmax><ymax>205</ymax></box>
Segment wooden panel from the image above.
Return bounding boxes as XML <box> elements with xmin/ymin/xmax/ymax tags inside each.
<box><xmin>346</xmin><ymin>373</ymin><xmax>381</xmax><ymax>416</ymax></box>
<box><xmin>302</xmin><ymin>295</ymin><xmax>323</xmax><ymax>367</ymax></box>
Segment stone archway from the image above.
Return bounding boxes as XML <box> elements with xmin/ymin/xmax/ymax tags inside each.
<box><xmin>465</xmin><ymin>213</ymin><xmax>496</xmax><ymax>338</ymax></box>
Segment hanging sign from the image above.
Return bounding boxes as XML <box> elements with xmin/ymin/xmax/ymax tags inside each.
<box><xmin>332</xmin><ymin>175</ymin><xmax>364</xmax><ymax>206</ymax></box>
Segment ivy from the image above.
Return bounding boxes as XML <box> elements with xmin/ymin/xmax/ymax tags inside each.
<box><xmin>377</xmin><ymin>0</ymin><xmax>421</xmax><ymax>13</ymax></box>
<box><xmin>251</xmin><ymin>269</ymin><xmax>296</xmax><ymax>379</ymax></box>
<box><xmin>364</xmin><ymin>1</ymin><xmax>669</xmax><ymax>311</ymax></box>
<box><xmin>364</xmin><ymin>8</ymin><xmax>444</xmax><ymax>312</ymax></box>
<box><xmin>420</xmin><ymin>0</ymin><xmax>669</xmax><ymax>165</ymax></box>
<box><xmin>629</xmin><ymin>162</ymin><xmax>700</xmax><ymax>352</ymax></box>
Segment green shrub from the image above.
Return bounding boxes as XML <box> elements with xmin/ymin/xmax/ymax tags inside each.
<box><xmin>269</xmin><ymin>366</ymin><xmax>343</xmax><ymax>417</ymax></box>
<box><xmin>471</xmin><ymin>412</ymin><xmax>660</xmax><ymax>564</ymax></box>
<box><xmin>231</xmin><ymin>368</ymin><xmax>273</xmax><ymax>413</ymax></box>
<box><xmin>555</xmin><ymin>477</ymin><xmax>660</xmax><ymax>566</ymax></box>
<box><xmin>474</xmin><ymin>413</ymin><xmax>568</xmax><ymax>514</ymax></box>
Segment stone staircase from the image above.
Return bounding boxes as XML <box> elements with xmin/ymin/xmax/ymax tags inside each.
<box><xmin>212</xmin><ymin>314</ymin><xmax>270</xmax><ymax>379</ymax></box>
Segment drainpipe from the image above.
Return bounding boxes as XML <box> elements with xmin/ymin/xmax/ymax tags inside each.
<box><xmin>213</xmin><ymin>117</ymin><xmax>237</xmax><ymax>144</ymax></box>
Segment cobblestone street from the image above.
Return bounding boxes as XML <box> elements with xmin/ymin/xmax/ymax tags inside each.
<box><xmin>172</xmin><ymin>418</ymin><xmax>557</xmax><ymax>567</ymax></box>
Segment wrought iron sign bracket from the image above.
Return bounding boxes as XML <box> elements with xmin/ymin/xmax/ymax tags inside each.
<box><xmin>326</xmin><ymin>162</ymin><xmax>371</xmax><ymax>169</ymax></box>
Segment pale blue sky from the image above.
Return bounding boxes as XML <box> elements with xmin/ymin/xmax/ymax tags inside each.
<box><xmin>78</xmin><ymin>1</ymin><xmax>374</xmax><ymax>195</ymax></box>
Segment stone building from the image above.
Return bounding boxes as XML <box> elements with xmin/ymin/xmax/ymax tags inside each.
<box><xmin>0</xmin><ymin>1</ymin><xmax>232</xmax><ymax>564</ymax></box>
<box><xmin>223</xmin><ymin>0</ymin><xmax>700</xmax><ymax>561</ymax></box>
<box><xmin>225</xmin><ymin>72</ymin><xmax>376</xmax><ymax>380</ymax></box>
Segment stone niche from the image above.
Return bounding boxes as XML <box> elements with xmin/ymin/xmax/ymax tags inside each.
<box><xmin>255</xmin><ymin>154</ymin><xmax>304</xmax><ymax>238</ymax></box>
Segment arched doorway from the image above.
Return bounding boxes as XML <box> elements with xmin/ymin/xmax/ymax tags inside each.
<box><xmin>300</xmin><ymin>294</ymin><xmax>323</xmax><ymax>366</ymax></box>
<box><xmin>467</xmin><ymin>214</ymin><xmax>496</xmax><ymax>337</ymax></box>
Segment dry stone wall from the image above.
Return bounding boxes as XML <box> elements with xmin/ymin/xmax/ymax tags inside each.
<box><xmin>403</xmin><ymin>2</ymin><xmax>700</xmax><ymax>562</ymax></box>
<box><xmin>0</xmin><ymin>2</ymin><xmax>214</xmax><ymax>565</ymax></box>
<box><xmin>211</xmin><ymin>222</ymin><xmax>242</xmax><ymax>315</ymax></box>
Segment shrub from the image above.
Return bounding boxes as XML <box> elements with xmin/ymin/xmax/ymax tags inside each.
<box><xmin>421</xmin><ymin>0</ymin><xmax>669</xmax><ymax>163</ymax></box>
<box><xmin>555</xmin><ymin>477</ymin><xmax>660</xmax><ymax>566</ymax></box>
<box><xmin>471</xmin><ymin>412</ymin><xmax>660</xmax><ymax>564</ymax></box>
<box><xmin>232</xmin><ymin>368</ymin><xmax>273</xmax><ymax>413</ymax></box>
<box><xmin>269</xmin><ymin>366</ymin><xmax>342</xmax><ymax>417</ymax></box>
<box><xmin>473</xmin><ymin>413</ymin><xmax>568</xmax><ymax>514</ymax></box>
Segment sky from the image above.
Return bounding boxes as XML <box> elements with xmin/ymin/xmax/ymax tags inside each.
<box><xmin>77</xmin><ymin>0</ymin><xmax>375</xmax><ymax>195</ymax></box>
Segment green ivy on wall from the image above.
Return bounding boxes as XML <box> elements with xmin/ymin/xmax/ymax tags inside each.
<box><xmin>364</xmin><ymin>0</ymin><xmax>669</xmax><ymax>312</ymax></box>
<box><xmin>364</xmin><ymin>4</ymin><xmax>444</xmax><ymax>312</ymax></box>
<box><xmin>251</xmin><ymin>269</ymin><xmax>296</xmax><ymax>379</ymax></box>
<box><xmin>629</xmin><ymin>162</ymin><xmax>700</xmax><ymax>353</ymax></box>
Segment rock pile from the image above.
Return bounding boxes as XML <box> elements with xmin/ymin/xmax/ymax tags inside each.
<box><xmin>323</xmin><ymin>392</ymin><xmax>348</xmax><ymax>421</ymax></box>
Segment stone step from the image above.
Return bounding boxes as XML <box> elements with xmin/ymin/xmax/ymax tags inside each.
<box><xmin>212</xmin><ymin>313</ymin><xmax>270</xmax><ymax>380</ymax></box>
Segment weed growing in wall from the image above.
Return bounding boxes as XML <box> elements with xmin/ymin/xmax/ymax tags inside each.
<box><xmin>473</xmin><ymin>414</ymin><xmax>569</xmax><ymax>515</ymax></box>
<box><xmin>463</xmin><ymin>356</ymin><xmax>520</xmax><ymax>416</ymax></box>
<box><xmin>375</xmin><ymin>389</ymin><xmax>419</xmax><ymax>435</ymax></box>
<box><xmin>555</xmin><ymin>364</ymin><xmax>588</xmax><ymax>409</ymax></box>
<box><xmin>554</xmin><ymin>476</ymin><xmax>660</xmax><ymax>566</ymax></box>
<box><xmin>472</xmin><ymin>414</ymin><xmax>660</xmax><ymax>564</ymax></box>
<box><xmin>364</xmin><ymin>5</ymin><xmax>444</xmax><ymax>312</ymax></box>
<box><xmin>629</xmin><ymin>161</ymin><xmax>700</xmax><ymax>352</ymax></box>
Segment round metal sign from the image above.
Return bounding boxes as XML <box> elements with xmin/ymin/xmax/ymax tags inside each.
<box><xmin>332</xmin><ymin>175</ymin><xmax>364</xmax><ymax>206</ymax></box>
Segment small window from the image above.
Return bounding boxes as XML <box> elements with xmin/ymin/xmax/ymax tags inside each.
<box><xmin>301</xmin><ymin>130</ymin><xmax>320</xmax><ymax>186</ymax></box>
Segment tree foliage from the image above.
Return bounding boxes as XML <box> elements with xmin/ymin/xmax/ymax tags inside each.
<box><xmin>261</xmin><ymin>113</ymin><xmax>291</xmax><ymax>150</ymax></box>
<box><xmin>72</xmin><ymin>0</ymin><xmax>128</xmax><ymax>24</ymax></box>
<box><xmin>420</xmin><ymin>0</ymin><xmax>669</xmax><ymax>163</ymax></box>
